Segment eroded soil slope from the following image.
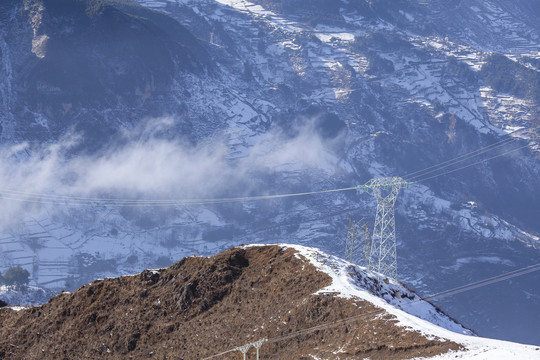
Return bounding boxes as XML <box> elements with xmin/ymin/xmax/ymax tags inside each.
<box><xmin>0</xmin><ymin>246</ymin><xmax>459</xmax><ymax>359</ymax></box>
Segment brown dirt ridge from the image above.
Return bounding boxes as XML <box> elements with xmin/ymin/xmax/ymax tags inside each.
<box><xmin>0</xmin><ymin>245</ymin><xmax>461</xmax><ymax>359</ymax></box>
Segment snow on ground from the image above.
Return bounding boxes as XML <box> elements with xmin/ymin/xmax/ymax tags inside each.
<box><xmin>132</xmin><ymin>0</ymin><xmax>539</xmax><ymax>143</ymax></box>
<box><xmin>444</xmin><ymin>256</ymin><xmax>514</xmax><ymax>271</ymax></box>
<box><xmin>0</xmin><ymin>284</ymin><xmax>54</xmax><ymax>306</ymax></box>
<box><xmin>245</xmin><ymin>244</ymin><xmax>540</xmax><ymax>359</ymax></box>
<box><xmin>282</xmin><ymin>244</ymin><xmax>471</xmax><ymax>335</ymax></box>
<box><xmin>480</xmin><ymin>87</ymin><xmax>537</xmax><ymax>137</ymax></box>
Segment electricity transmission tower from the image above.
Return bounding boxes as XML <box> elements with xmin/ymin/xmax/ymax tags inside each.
<box><xmin>345</xmin><ymin>217</ymin><xmax>357</xmax><ymax>263</ymax></box>
<box><xmin>345</xmin><ymin>218</ymin><xmax>371</xmax><ymax>267</ymax></box>
<box><xmin>234</xmin><ymin>339</ymin><xmax>266</xmax><ymax>360</ymax></box>
<box><xmin>362</xmin><ymin>223</ymin><xmax>372</xmax><ymax>267</ymax></box>
<box><xmin>237</xmin><ymin>344</ymin><xmax>251</xmax><ymax>360</ymax></box>
<box><xmin>361</xmin><ymin>177</ymin><xmax>407</xmax><ymax>279</ymax></box>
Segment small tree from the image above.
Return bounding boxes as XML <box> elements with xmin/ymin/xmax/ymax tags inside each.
<box><xmin>3</xmin><ymin>266</ymin><xmax>30</xmax><ymax>287</ymax></box>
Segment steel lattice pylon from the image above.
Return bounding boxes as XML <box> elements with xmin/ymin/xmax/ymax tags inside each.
<box><xmin>345</xmin><ymin>218</ymin><xmax>371</xmax><ymax>267</ymax></box>
<box><xmin>362</xmin><ymin>177</ymin><xmax>407</xmax><ymax>279</ymax></box>
<box><xmin>362</xmin><ymin>223</ymin><xmax>372</xmax><ymax>267</ymax></box>
<box><xmin>345</xmin><ymin>217</ymin><xmax>357</xmax><ymax>263</ymax></box>
<box><xmin>234</xmin><ymin>339</ymin><xmax>267</xmax><ymax>360</ymax></box>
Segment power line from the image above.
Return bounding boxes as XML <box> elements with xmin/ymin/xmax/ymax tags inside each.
<box><xmin>426</xmin><ymin>263</ymin><xmax>540</xmax><ymax>301</ymax></box>
<box><xmin>200</xmin><ymin>261</ymin><xmax>540</xmax><ymax>359</ymax></box>
<box><xmin>412</xmin><ymin>143</ymin><xmax>530</xmax><ymax>183</ymax></box>
<box><xmin>0</xmin><ymin>186</ymin><xmax>360</xmax><ymax>207</ymax></box>
<box><xmin>0</xmin><ymin>128</ymin><xmax>535</xmax><ymax>206</ymax></box>
<box><xmin>401</xmin><ymin>127</ymin><xmax>529</xmax><ymax>181</ymax></box>
<box><xmin>201</xmin><ymin>348</ymin><xmax>236</xmax><ymax>360</ymax></box>
<box><xmin>403</xmin><ymin>137</ymin><xmax>517</xmax><ymax>182</ymax></box>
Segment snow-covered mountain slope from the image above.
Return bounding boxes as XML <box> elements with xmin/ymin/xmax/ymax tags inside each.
<box><xmin>0</xmin><ymin>0</ymin><xmax>539</xmax><ymax>346</ymax></box>
<box><xmin>278</xmin><ymin>244</ymin><xmax>540</xmax><ymax>359</ymax></box>
<box><xmin>261</xmin><ymin>244</ymin><xmax>474</xmax><ymax>336</ymax></box>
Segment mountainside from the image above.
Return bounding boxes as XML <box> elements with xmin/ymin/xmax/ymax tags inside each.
<box><xmin>2</xmin><ymin>244</ymin><xmax>538</xmax><ymax>359</ymax></box>
<box><xmin>0</xmin><ymin>0</ymin><xmax>539</xmax><ymax>346</ymax></box>
<box><xmin>0</xmin><ymin>0</ymin><xmax>211</xmax><ymax>147</ymax></box>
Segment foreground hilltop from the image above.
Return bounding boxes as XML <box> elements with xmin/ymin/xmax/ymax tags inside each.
<box><xmin>0</xmin><ymin>245</ymin><xmax>538</xmax><ymax>359</ymax></box>
<box><xmin>1</xmin><ymin>0</ymin><xmax>539</xmax><ymax>346</ymax></box>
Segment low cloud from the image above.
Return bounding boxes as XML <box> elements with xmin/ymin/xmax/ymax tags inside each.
<box><xmin>0</xmin><ymin>117</ymin><xmax>343</xmax><ymax>228</ymax></box>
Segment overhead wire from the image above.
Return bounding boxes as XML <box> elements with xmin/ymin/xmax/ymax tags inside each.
<box><xmin>200</xmin><ymin>348</ymin><xmax>236</xmax><ymax>360</ymax></box>
<box><xmin>0</xmin><ymin>130</ymin><xmax>535</xmax><ymax>206</ymax></box>
<box><xmin>200</xmin><ymin>261</ymin><xmax>540</xmax><ymax>359</ymax></box>
<box><xmin>0</xmin><ymin>186</ymin><xmax>361</xmax><ymax>207</ymax></box>
<box><xmin>4</xmin><ymin>5</ymin><xmax>539</xmax><ymax>358</ymax></box>
<box><xmin>412</xmin><ymin>143</ymin><xmax>531</xmax><ymax>184</ymax></box>
<box><xmin>401</xmin><ymin>127</ymin><xmax>532</xmax><ymax>182</ymax></box>
<box><xmin>426</xmin><ymin>263</ymin><xmax>540</xmax><ymax>301</ymax></box>
<box><xmin>402</xmin><ymin>136</ymin><xmax>517</xmax><ymax>182</ymax></box>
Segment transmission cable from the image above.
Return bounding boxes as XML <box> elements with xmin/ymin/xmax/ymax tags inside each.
<box><xmin>403</xmin><ymin>137</ymin><xmax>517</xmax><ymax>182</ymax></box>
<box><xmin>0</xmin><ymin>140</ymin><xmax>532</xmax><ymax>206</ymax></box>
<box><xmin>401</xmin><ymin>128</ymin><xmax>529</xmax><ymax>182</ymax></box>
<box><xmin>0</xmin><ymin>128</ymin><xmax>535</xmax><ymax>206</ymax></box>
<box><xmin>0</xmin><ymin>186</ymin><xmax>361</xmax><ymax>207</ymax></box>
<box><xmin>412</xmin><ymin>143</ymin><xmax>530</xmax><ymax>184</ymax></box>
<box><xmin>426</xmin><ymin>263</ymin><xmax>540</xmax><ymax>301</ymax></box>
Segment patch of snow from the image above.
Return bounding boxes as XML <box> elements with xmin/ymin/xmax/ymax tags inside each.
<box><xmin>399</xmin><ymin>10</ymin><xmax>415</xmax><ymax>22</ymax></box>
<box><xmin>445</xmin><ymin>256</ymin><xmax>514</xmax><ymax>271</ymax></box>
<box><xmin>0</xmin><ymin>284</ymin><xmax>54</xmax><ymax>306</ymax></box>
<box><xmin>197</xmin><ymin>209</ymin><xmax>223</xmax><ymax>226</ymax></box>
<box><xmin>314</xmin><ymin>32</ymin><xmax>355</xmax><ymax>43</ymax></box>
<box><xmin>265</xmin><ymin>43</ymin><xmax>285</xmax><ymax>56</ymax></box>
<box><xmin>281</xmin><ymin>40</ymin><xmax>300</xmax><ymax>51</ymax></box>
